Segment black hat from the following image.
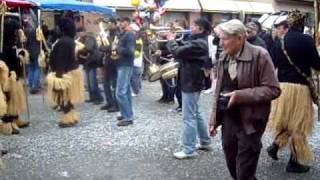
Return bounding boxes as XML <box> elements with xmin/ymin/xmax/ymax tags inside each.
<box><xmin>194</xmin><ymin>17</ymin><xmax>211</xmax><ymax>35</ymax></box>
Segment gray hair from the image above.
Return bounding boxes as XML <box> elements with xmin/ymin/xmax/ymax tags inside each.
<box><xmin>216</xmin><ymin>19</ymin><xmax>246</xmax><ymax>37</ymax></box>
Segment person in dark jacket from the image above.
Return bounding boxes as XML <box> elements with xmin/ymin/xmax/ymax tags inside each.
<box><xmin>24</xmin><ymin>19</ymin><xmax>41</xmax><ymax>94</ymax></box>
<box><xmin>166</xmin><ymin>17</ymin><xmax>212</xmax><ymax>159</ymax></box>
<box><xmin>267</xmin><ymin>9</ymin><xmax>320</xmax><ymax>173</ymax></box>
<box><xmin>253</xmin><ymin>20</ymin><xmax>273</xmax><ymax>52</ymax></box>
<box><xmin>48</xmin><ymin>18</ymin><xmax>84</xmax><ymax>128</ymax></box>
<box><xmin>246</xmin><ymin>22</ymin><xmax>267</xmax><ymax>49</ymax></box>
<box><xmin>114</xmin><ymin>17</ymin><xmax>136</xmax><ymax>127</ymax></box>
<box><xmin>209</xmin><ymin>19</ymin><xmax>280</xmax><ymax>180</ymax></box>
<box><xmin>99</xmin><ymin>18</ymin><xmax>120</xmax><ymax>112</ymax></box>
<box><xmin>78</xmin><ymin>30</ymin><xmax>104</xmax><ymax>105</ymax></box>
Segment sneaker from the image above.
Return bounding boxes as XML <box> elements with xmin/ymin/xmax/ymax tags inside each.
<box><xmin>196</xmin><ymin>144</ymin><xmax>213</xmax><ymax>151</ymax></box>
<box><xmin>203</xmin><ymin>88</ymin><xmax>213</xmax><ymax>94</ymax></box>
<box><xmin>117</xmin><ymin>120</ymin><xmax>133</xmax><ymax>126</ymax></box>
<box><xmin>173</xmin><ymin>151</ymin><xmax>198</xmax><ymax>159</ymax></box>
<box><xmin>175</xmin><ymin>107</ymin><xmax>182</xmax><ymax>113</ymax></box>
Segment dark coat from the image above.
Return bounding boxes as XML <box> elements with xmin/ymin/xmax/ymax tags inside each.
<box><xmin>247</xmin><ymin>35</ymin><xmax>267</xmax><ymax>49</ymax></box>
<box><xmin>166</xmin><ymin>33</ymin><xmax>211</xmax><ymax>92</ymax></box>
<box><xmin>271</xmin><ymin>28</ymin><xmax>320</xmax><ymax>85</ymax></box>
<box><xmin>209</xmin><ymin>41</ymin><xmax>281</xmax><ymax>134</ymax></box>
<box><xmin>49</xmin><ymin>36</ymin><xmax>78</xmax><ymax>73</ymax></box>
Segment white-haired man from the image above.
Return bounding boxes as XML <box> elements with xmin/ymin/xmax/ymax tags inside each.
<box><xmin>209</xmin><ymin>19</ymin><xmax>281</xmax><ymax>180</ymax></box>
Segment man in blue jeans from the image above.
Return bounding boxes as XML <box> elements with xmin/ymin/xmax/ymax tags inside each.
<box><xmin>115</xmin><ymin>17</ymin><xmax>136</xmax><ymax>126</ymax></box>
<box><xmin>24</xmin><ymin>20</ymin><xmax>41</xmax><ymax>94</ymax></box>
<box><xmin>166</xmin><ymin>18</ymin><xmax>212</xmax><ymax>159</ymax></box>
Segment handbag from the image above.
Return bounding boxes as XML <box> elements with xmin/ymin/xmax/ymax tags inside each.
<box><xmin>280</xmin><ymin>37</ymin><xmax>320</xmax><ymax>105</ymax></box>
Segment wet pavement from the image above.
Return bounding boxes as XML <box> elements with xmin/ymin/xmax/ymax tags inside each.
<box><xmin>0</xmin><ymin>81</ymin><xmax>319</xmax><ymax>180</ymax></box>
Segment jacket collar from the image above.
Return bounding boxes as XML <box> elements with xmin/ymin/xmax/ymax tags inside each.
<box><xmin>220</xmin><ymin>41</ymin><xmax>253</xmax><ymax>62</ymax></box>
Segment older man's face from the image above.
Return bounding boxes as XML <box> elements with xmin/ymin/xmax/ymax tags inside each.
<box><xmin>220</xmin><ymin>33</ymin><xmax>244</xmax><ymax>56</ymax></box>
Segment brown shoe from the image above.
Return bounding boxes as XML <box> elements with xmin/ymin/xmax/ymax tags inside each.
<box><xmin>13</xmin><ymin>118</ymin><xmax>30</xmax><ymax>128</ymax></box>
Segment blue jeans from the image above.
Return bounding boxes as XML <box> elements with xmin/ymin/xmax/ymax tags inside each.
<box><xmin>182</xmin><ymin>91</ymin><xmax>211</xmax><ymax>154</ymax></box>
<box><xmin>116</xmin><ymin>66</ymin><xmax>133</xmax><ymax>121</ymax></box>
<box><xmin>28</xmin><ymin>60</ymin><xmax>41</xmax><ymax>90</ymax></box>
<box><xmin>130</xmin><ymin>66</ymin><xmax>142</xmax><ymax>94</ymax></box>
<box><xmin>85</xmin><ymin>68</ymin><xmax>103</xmax><ymax>102</ymax></box>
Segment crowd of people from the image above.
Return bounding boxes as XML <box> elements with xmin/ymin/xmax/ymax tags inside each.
<box><xmin>1</xmin><ymin>8</ymin><xmax>320</xmax><ymax>179</ymax></box>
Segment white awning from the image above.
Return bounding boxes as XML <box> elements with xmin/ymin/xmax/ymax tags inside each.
<box><xmin>249</xmin><ymin>2</ymin><xmax>274</xmax><ymax>14</ymax></box>
<box><xmin>163</xmin><ymin>0</ymin><xmax>200</xmax><ymax>12</ymax></box>
<box><xmin>199</xmin><ymin>0</ymin><xmax>274</xmax><ymax>14</ymax></box>
<box><xmin>200</xmin><ymin>0</ymin><xmax>238</xmax><ymax>13</ymax></box>
<box><xmin>93</xmin><ymin>0</ymin><xmax>133</xmax><ymax>9</ymax></box>
<box><xmin>93</xmin><ymin>0</ymin><xmax>201</xmax><ymax>11</ymax></box>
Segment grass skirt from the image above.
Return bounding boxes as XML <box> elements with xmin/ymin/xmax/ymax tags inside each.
<box><xmin>47</xmin><ymin>68</ymin><xmax>84</xmax><ymax>107</ymax></box>
<box><xmin>268</xmin><ymin>83</ymin><xmax>314</xmax><ymax>163</ymax></box>
<box><xmin>3</xmin><ymin>72</ymin><xmax>26</xmax><ymax>116</ymax></box>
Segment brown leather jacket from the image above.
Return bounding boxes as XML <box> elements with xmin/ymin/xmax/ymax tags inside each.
<box><xmin>209</xmin><ymin>41</ymin><xmax>281</xmax><ymax>134</ymax></box>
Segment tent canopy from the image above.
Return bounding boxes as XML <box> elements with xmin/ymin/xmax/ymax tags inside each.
<box><xmin>0</xmin><ymin>0</ymin><xmax>36</xmax><ymax>8</ymax></box>
<box><xmin>30</xmin><ymin>0</ymin><xmax>116</xmax><ymax>16</ymax></box>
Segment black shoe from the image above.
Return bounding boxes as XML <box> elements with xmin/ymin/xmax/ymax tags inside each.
<box><xmin>1</xmin><ymin>149</ymin><xmax>8</xmax><ymax>156</ymax></box>
<box><xmin>267</xmin><ymin>143</ymin><xmax>279</xmax><ymax>160</ymax></box>
<box><xmin>107</xmin><ymin>106</ymin><xmax>119</xmax><ymax>113</ymax></box>
<box><xmin>157</xmin><ymin>97</ymin><xmax>166</xmax><ymax>103</ymax></box>
<box><xmin>85</xmin><ymin>99</ymin><xmax>93</xmax><ymax>103</ymax></box>
<box><xmin>29</xmin><ymin>89</ymin><xmax>40</xmax><ymax>94</ymax></box>
<box><xmin>100</xmin><ymin>104</ymin><xmax>112</xmax><ymax>110</ymax></box>
<box><xmin>117</xmin><ymin>120</ymin><xmax>133</xmax><ymax>126</ymax></box>
<box><xmin>164</xmin><ymin>99</ymin><xmax>174</xmax><ymax>105</ymax></box>
<box><xmin>117</xmin><ymin>116</ymin><xmax>124</xmax><ymax>121</ymax></box>
<box><xmin>286</xmin><ymin>158</ymin><xmax>310</xmax><ymax>173</ymax></box>
<box><xmin>93</xmin><ymin>100</ymin><xmax>103</xmax><ymax>105</ymax></box>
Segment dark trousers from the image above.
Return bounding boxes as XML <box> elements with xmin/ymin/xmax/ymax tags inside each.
<box><xmin>221</xmin><ymin>109</ymin><xmax>263</xmax><ymax>180</ymax></box>
<box><xmin>160</xmin><ymin>78</ymin><xmax>175</xmax><ymax>101</ymax></box>
<box><xmin>103</xmin><ymin>66</ymin><xmax>118</xmax><ymax>107</ymax></box>
<box><xmin>175</xmin><ymin>78</ymin><xmax>182</xmax><ymax>107</ymax></box>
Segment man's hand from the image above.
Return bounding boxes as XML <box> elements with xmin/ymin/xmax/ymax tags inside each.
<box><xmin>222</xmin><ymin>91</ymin><xmax>236</xmax><ymax>108</ymax></box>
<box><xmin>166</xmin><ymin>31</ymin><xmax>176</xmax><ymax>41</ymax></box>
<box><xmin>209</xmin><ymin>125</ymin><xmax>217</xmax><ymax>137</ymax></box>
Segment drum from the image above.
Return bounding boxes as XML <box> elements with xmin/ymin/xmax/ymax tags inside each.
<box><xmin>162</xmin><ymin>68</ymin><xmax>178</xmax><ymax>80</ymax></box>
<box><xmin>147</xmin><ymin>63</ymin><xmax>162</xmax><ymax>82</ymax></box>
<box><xmin>159</xmin><ymin>61</ymin><xmax>178</xmax><ymax>79</ymax></box>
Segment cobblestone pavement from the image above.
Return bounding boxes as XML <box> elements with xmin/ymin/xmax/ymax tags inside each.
<box><xmin>0</xmin><ymin>81</ymin><xmax>319</xmax><ymax>180</ymax></box>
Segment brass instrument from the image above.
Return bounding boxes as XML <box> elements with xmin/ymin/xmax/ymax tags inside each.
<box><xmin>155</xmin><ymin>29</ymin><xmax>191</xmax><ymax>42</ymax></box>
<box><xmin>97</xmin><ymin>21</ymin><xmax>110</xmax><ymax>47</ymax></box>
<box><xmin>110</xmin><ymin>35</ymin><xmax>119</xmax><ymax>60</ymax></box>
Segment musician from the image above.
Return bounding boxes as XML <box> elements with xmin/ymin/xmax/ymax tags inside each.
<box><xmin>0</xmin><ymin>17</ymin><xmax>29</xmax><ymax>135</ymax></box>
<box><xmin>114</xmin><ymin>17</ymin><xmax>136</xmax><ymax>126</ymax></box>
<box><xmin>99</xmin><ymin>18</ymin><xmax>120</xmax><ymax>112</ymax></box>
<box><xmin>166</xmin><ymin>17</ymin><xmax>212</xmax><ymax>159</ymax></box>
<box><xmin>77</xmin><ymin>29</ymin><xmax>104</xmax><ymax>105</ymax></box>
<box><xmin>48</xmin><ymin>18</ymin><xmax>84</xmax><ymax>128</ymax></box>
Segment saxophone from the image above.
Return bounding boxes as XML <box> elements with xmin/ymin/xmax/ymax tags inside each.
<box><xmin>110</xmin><ymin>35</ymin><xmax>119</xmax><ymax>60</ymax></box>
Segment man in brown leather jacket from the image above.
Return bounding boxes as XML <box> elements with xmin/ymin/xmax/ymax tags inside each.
<box><xmin>209</xmin><ymin>19</ymin><xmax>281</xmax><ymax>180</ymax></box>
